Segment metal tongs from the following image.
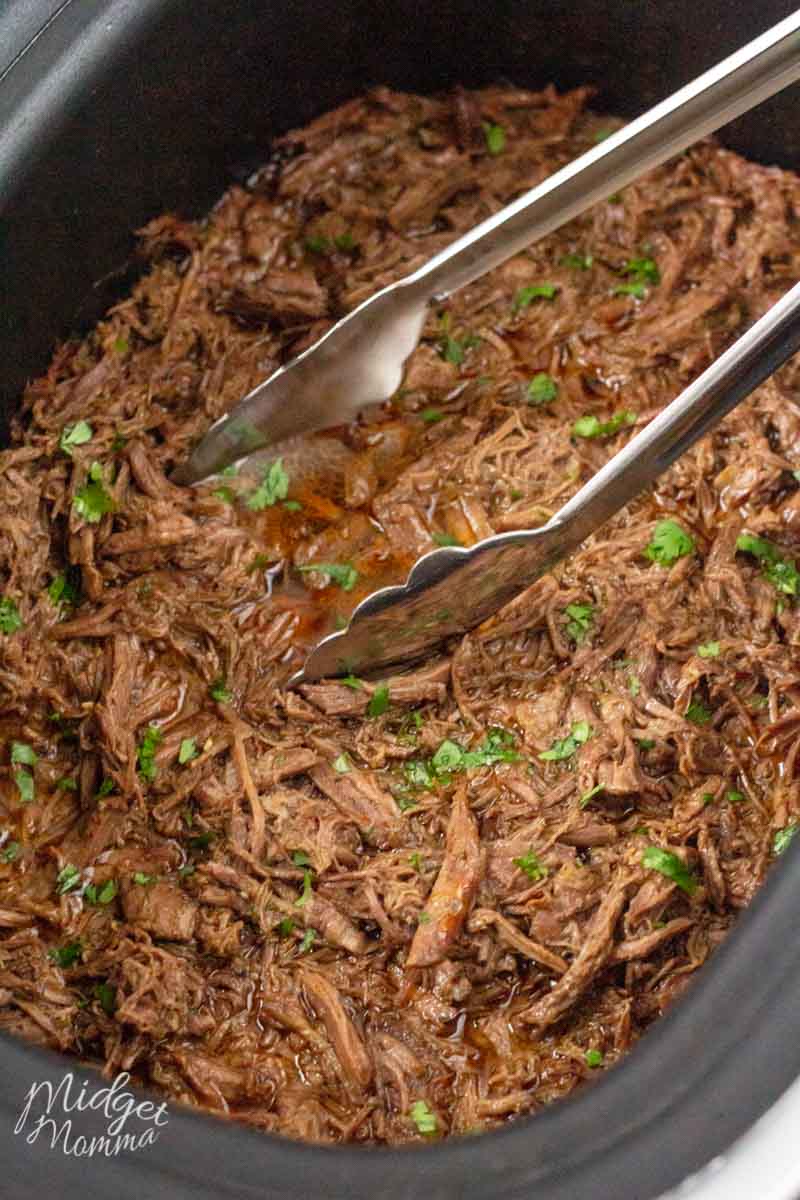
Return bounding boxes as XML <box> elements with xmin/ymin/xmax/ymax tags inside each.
<box><xmin>174</xmin><ymin>12</ymin><xmax>800</xmax><ymax>682</ymax></box>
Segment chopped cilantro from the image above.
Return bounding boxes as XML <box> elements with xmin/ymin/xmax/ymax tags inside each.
<box><xmin>565</xmin><ymin>602</ymin><xmax>594</xmax><ymax>643</ymax></box>
<box><xmin>697</xmin><ymin>641</ymin><xmax>720</xmax><ymax>658</ymax></box>
<box><xmin>340</xmin><ymin>674</ymin><xmax>364</xmax><ymax>690</ymax></box>
<box><xmin>513</xmin><ymin>283</ymin><xmax>559</xmax><ymax>311</ymax></box>
<box><xmin>1</xmin><ymin>841</ymin><xmax>21</xmax><ymax>862</ymax></box>
<box><xmin>440</xmin><ymin>333</ymin><xmax>480</xmax><ymax>365</ymax></box>
<box><xmin>430</xmin><ymin>728</ymin><xmax>521</xmax><ymax>775</ymax></box>
<box><xmin>73</xmin><ymin>462</ymin><xmax>114</xmax><ymax>524</ymax></box>
<box><xmin>94</xmin><ymin>982</ymin><xmax>116</xmax><ymax>1015</ymax></box>
<box><xmin>283</xmin><ymin>499</ymin><xmax>302</xmax><ymax>512</ymax></box>
<box><xmin>560</xmin><ymin>252</ymin><xmax>594</xmax><ymax>270</ymax></box>
<box><xmin>294</xmin><ymin>869</ymin><xmax>313</xmax><ymax>908</ymax></box>
<box><xmin>527</xmin><ymin>372</ymin><xmax>558</xmax><ymax>405</ymax></box>
<box><xmin>774</xmin><ymin>824</ymin><xmax>798</xmax><ymax>855</ymax></box>
<box><xmin>10</xmin><ymin>742</ymin><xmax>37</xmax><ymax>767</ymax></box>
<box><xmin>726</xmin><ymin>790</ymin><xmax>745</xmax><ymax>805</ymax></box>
<box><xmin>0</xmin><ymin>597</ymin><xmax>23</xmax><ymax>634</ymax></box>
<box><xmin>56</xmin><ymin>864</ymin><xmax>82</xmax><ymax>895</ymax></box>
<box><xmin>305</xmin><ymin>235</ymin><xmax>329</xmax><ymax>253</ymax></box>
<box><xmin>642</xmin><ymin>845</ymin><xmax>697</xmax><ymax>894</ymax></box>
<box><xmin>188</xmin><ymin>831</ymin><xmax>215</xmax><ymax>850</ymax></box>
<box><xmin>178</xmin><ymin>864</ymin><xmax>196</xmax><ymax>878</ymax></box>
<box><xmin>246</xmin><ymin>458</ymin><xmax>290</xmax><ymax>510</ymax></box>
<box><xmin>132</xmin><ymin>872</ymin><xmax>157</xmax><ymax>885</ymax></box>
<box><xmin>417</xmin><ymin>911</ymin><xmax>432</xmax><ymax>924</ymax></box>
<box><xmin>292</xmin><ymin>850</ymin><xmax>312</xmax><ymax>867</ymax></box>
<box><xmin>213</xmin><ymin>485</ymin><xmax>236</xmax><ymax>504</ymax></box>
<box><xmin>409</xmin><ymin>852</ymin><xmax>423</xmax><ymax>872</ymax></box>
<box><xmin>613</xmin><ymin>282</ymin><xmax>646</xmax><ymax>299</ymax></box>
<box><xmin>14</xmin><ymin>770</ymin><xmax>33</xmax><ymax>804</ymax></box>
<box><xmin>209</xmin><ymin>678</ymin><xmax>232</xmax><ymax>703</ymax></box>
<box><xmin>421</xmin><ymin>407</ymin><xmax>444</xmax><ymax>423</ymax></box>
<box><xmin>113</xmin><ymin>336</ymin><xmax>129</xmax><ymax>354</ymax></box>
<box><xmin>278</xmin><ymin>917</ymin><xmax>295</xmax><ymax>937</ymax></box>
<box><xmin>297</xmin><ymin>562</ymin><xmax>359</xmax><ymax>591</ymax></box>
<box><xmin>49</xmin><ymin>941</ymin><xmax>83</xmax><ymax>968</ymax></box>
<box><xmin>736</xmin><ymin>533</ymin><xmax>800</xmax><ymax>597</ymax></box>
<box><xmin>178</xmin><ymin>737</ymin><xmax>198</xmax><ymax>765</ymax></box>
<box><xmin>410</xmin><ymin>1100</ymin><xmax>438</xmax><ymax>1135</ymax></box>
<box><xmin>59</xmin><ymin>421</ymin><xmax>93</xmax><ymax>456</ymax></box>
<box><xmin>539</xmin><ymin>720</ymin><xmax>592</xmax><ymax>762</ymax></box>
<box><xmin>512</xmin><ymin>850</ymin><xmax>547</xmax><ymax>882</ymax></box>
<box><xmin>334</xmin><ymin>232</ymin><xmax>356</xmax><ymax>252</ymax></box>
<box><xmin>482</xmin><ymin>122</ymin><xmax>506</xmax><ymax>155</ymax></box>
<box><xmin>594</xmin><ymin>129</ymin><xmax>613</xmax><ymax>142</ymax></box>
<box><xmin>573</xmin><ymin>410</ymin><xmax>635</xmax><ymax>439</ymax></box>
<box><xmin>84</xmin><ymin>879</ymin><xmax>117</xmax><ymax>905</ymax></box>
<box><xmin>48</xmin><ymin>568</ymin><xmax>81</xmax><ymax>608</ymax></box>
<box><xmin>585</xmin><ymin>1048</ymin><xmax>604</xmax><ymax>1068</ymax></box>
<box><xmin>621</xmin><ymin>257</ymin><xmax>660</xmax><ymax>286</ymax></box>
<box><xmin>432</xmin><ymin>531</ymin><xmax>462</xmax><ymax>546</ymax></box>
<box><xmin>367</xmin><ymin>684</ymin><xmax>390</xmax><ymax>717</ymax></box>
<box><xmin>637</xmin><ymin>738</ymin><xmax>656</xmax><ymax>750</ymax></box>
<box><xmin>299</xmin><ymin>928</ymin><xmax>316</xmax><ymax>953</ymax></box>
<box><xmin>644</xmin><ymin>519</ymin><xmax>695</xmax><ymax>567</ymax></box>
<box><xmin>580</xmin><ymin>784</ymin><xmax>604</xmax><ymax>808</ymax></box>
<box><xmin>95</xmin><ymin>777</ymin><xmax>115</xmax><ymax>799</ymax></box>
<box><xmin>685</xmin><ymin>697</ymin><xmax>712</xmax><ymax>726</ymax></box>
<box><xmin>137</xmin><ymin>724</ymin><xmax>163</xmax><ymax>781</ymax></box>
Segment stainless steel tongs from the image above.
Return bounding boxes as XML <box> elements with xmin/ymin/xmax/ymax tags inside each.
<box><xmin>173</xmin><ymin>11</ymin><xmax>800</xmax><ymax>682</ymax></box>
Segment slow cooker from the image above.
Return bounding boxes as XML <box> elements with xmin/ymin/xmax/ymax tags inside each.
<box><xmin>3</xmin><ymin>2</ymin><xmax>800</xmax><ymax>1197</ymax></box>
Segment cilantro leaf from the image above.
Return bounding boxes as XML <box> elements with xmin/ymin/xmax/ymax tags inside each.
<box><xmin>512</xmin><ymin>850</ymin><xmax>547</xmax><ymax>882</ymax></box>
<box><xmin>132</xmin><ymin>872</ymin><xmax>157</xmax><ymax>885</ymax></box>
<box><xmin>85</xmin><ymin>879</ymin><xmax>117</xmax><ymax>905</ymax></box>
<box><xmin>246</xmin><ymin>458</ymin><xmax>290</xmax><ymax>510</ymax></box>
<box><xmin>297</xmin><ymin>562</ymin><xmax>359</xmax><ymax>591</ymax></box>
<box><xmin>367</xmin><ymin>684</ymin><xmax>390</xmax><ymax>717</ymax></box>
<box><xmin>642</xmin><ymin>845</ymin><xmax>697</xmax><ymax>894</ymax></box>
<box><xmin>178</xmin><ymin>737</ymin><xmax>198</xmax><ymax>764</ymax></box>
<box><xmin>49</xmin><ymin>940</ymin><xmax>83</xmax><ymax>968</ymax></box>
<box><xmin>333</xmin><ymin>753</ymin><xmax>351</xmax><ymax>774</ymax></box>
<box><xmin>736</xmin><ymin>533</ymin><xmax>800</xmax><ymax>597</ymax></box>
<box><xmin>585</xmin><ymin>1049</ymin><xmax>604</xmax><ymax>1068</ymax></box>
<box><xmin>14</xmin><ymin>770</ymin><xmax>34</xmax><ymax>804</ymax></box>
<box><xmin>580</xmin><ymin>783</ymin><xmax>604</xmax><ymax>808</ymax></box>
<box><xmin>48</xmin><ymin>567</ymin><xmax>81</xmax><ymax>608</ymax></box>
<box><xmin>410</xmin><ymin>1100</ymin><xmax>438</xmax><ymax>1136</ymax></box>
<box><xmin>432</xmin><ymin>531</ymin><xmax>461</xmax><ymax>547</ymax></box>
<box><xmin>56</xmin><ymin>864</ymin><xmax>82</xmax><ymax>895</ymax></box>
<box><xmin>573</xmin><ymin>410</ymin><xmax>635</xmax><ymax>439</ymax></box>
<box><xmin>73</xmin><ymin>462</ymin><xmax>114</xmax><ymax>524</ymax></box>
<box><xmin>644</xmin><ymin>519</ymin><xmax>695</xmax><ymax>567</ymax></box>
<box><xmin>513</xmin><ymin>283</ymin><xmax>559</xmax><ymax>311</ymax></box>
<box><xmin>560</xmin><ymin>252</ymin><xmax>593</xmax><ymax>270</ymax></box>
<box><xmin>685</xmin><ymin>697</ymin><xmax>712</xmax><ymax>726</ymax></box>
<box><xmin>539</xmin><ymin>720</ymin><xmax>592</xmax><ymax>762</ymax></box>
<box><xmin>774</xmin><ymin>824</ymin><xmax>798</xmax><ymax>855</ymax></box>
<box><xmin>294</xmin><ymin>869</ymin><xmax>314</xmax><ymax>908</ymax></box>
<box><xmin>421</xmin><ymin>407</ymin><xmax>444</xmax><ymax>423</ymax></box>
<box><xmin>0</xmin><ymin>597</ymin><xmax>23</xmax><ymax>634</ymax></box>
<box><xmin>565</xmin><ymin>602</ymin><xmax>594</xmax><ymax>643</ymax></box>
<box><xmin>137</xmin><ymin>724</ymin><xmax>163</xmax><ymax>781</ymax></box>
<box><xmin>209</xmin><ymin>678</ymin><xmax>232</xmax><ymax>703</ymax></box>
<box><xmin>613</xmin><ymin>282</ymin><xmax>646</xmax><ymax>299</ymax></box>
<box><xmin>299</xmin><ymin>928</ymin><xmax>316</xmax><ymax>953</ymax></box>
<box><xmin>527</xmin><ymin>373</ymin><xmax>558</xmax><ymax>405</ymax></box>
<box><xmin>94</xmin><ymin>982</ymin><xmax>116</xmax><ymax>1014</ymax></box>
<box><xmin>1</xmin><ymin>841</ymin><xmax>21</xmax><ymax>862</ymax></box>
<box><xmin>621</xmin><ymin>257</ymin><xmax>660</xmax><ymax>285</ymax></box>
<box><xmin>697</xmin><ymin>641</ymin><xmax>720</xmax><ymax>658</ymax></box>
<box><xmin>59</xmin><ymin>421</ymin><xmax>93</xmax><ymax>456</ymax></box>
<box><xmin>10</xmin><ymin>742</ymin><xmax>37</xmax><ymax>767</ymax></box>
<box><xmin>482</xmin><ymin>122</ymin><xmax>506</xmax><ymax>155</ymax></box>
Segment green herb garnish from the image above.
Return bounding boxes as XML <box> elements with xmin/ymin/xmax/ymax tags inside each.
<box><xmin>48</xmin><ymin>568</ymin><xmax>81</xmax><ymax>608</ymax></box>
<box><xmin>59</xmin><ymin>421</ymin><xmax>93</xmax><ymax>456</ymax></box>
<box><xmin>482</xmin><ymin>122</ymin><xmax>506</xmax><ymax>155</ymax></box>
<box><xmin>0</xmin><ymin>597</ymin><xmax>23</xmax><ymax>634</ymax></box>
<box><xmin>178</xmin><ymin>737</ymin><xmax>198</xmax><ymax>765</ymax></box>
<box><xmin>432</xmin><ymin>532</ymin><xmax>461</xmax><ymax>547</ymax></box>
<box><xmin>644</xmin><ymin>519</ymin><xmax>695</xmax><ymax>567</ymax></box>
<box><xmin>512</xmin><ymin>850</ymin><xmax>547</xmax><ymax>882</ymax></box>
<box><xmin>539</xmin><ymin>720</ymin><xmax>592</xmax><ymax>762</ymax></box>
<box><xmin>297</xmin><ymin>562</ymin><xmax>359</xmax><ymax>591</ymax></box>
<box><xmin>209</xmin><ymin>678</ymin><xmax>232</xmax><ymax>703</ymax></box>
<box><xmin>14</xmin><ymin>771</ymin><xmax>33</xmax><ymax>804</ymax></box>
<box><xmin>132</xmin><ymin>872</ymin><xmax>156</xmax><ymax>885</ymax></box>
<box><xmin>642</xmin><ymin>845</ymin><xmax>697</xmax><ymax>894</ymax></box>
<box><xmin>299</xmin><ymin>928</ymin><xmax>316</xmax><ymax>953</ymax></box>
<box><xmin>697</xmin><ymin>641</ymin><xmax>720</xmax><ymax>658</ymax></box>
<box><xmin>84</xmin><ymin>879</ymin><xmax>117</xmax><ymax>905</ymax></box>
<box><xmin>580</xmin><ymin>784</ymin><xmax>604</xmax><ymax>808</ymax></box>
<box><xmin>49</xmin><ymin>941</ymin><xmax>83</xmax><ymax>968</ymax></box>
<box><xmin>736</xmin><ymin>533</ymin><xmax>800</xmax><ymax>597</ymax></box>
<box><xmin>527</xmin><ymin>372</ymin><xmax>558</xmax><ymax>405</ymax></box>
<box><xmin>573</xmin><ymin>410</ymin><xmax>635</xmax><ymax>439</ymax></box>
<box><xmin>137</xmin><ymin>725</ymin><xmax>163</xmax><ymax>781</ymax></box>
<box><xmin>94</xmin><ymin>982</ymin><xmax>116</xmax><ymax>1014</ymax></box>
<box><xmin>774</xmin><ymin>824</ymin><xmax>798</xmax><ymax>855</ymax></box>
<box><xmin>73</xmin><ymin>462</ymin><xmax>114</xmax><ymax>524</ymax></box>
<box><xmin>585</xmin><ymin>1049</ymin><xmax>604</xmax><ymax>1068</ymax></box>
<box><xmin>560</xmin><ymin>252</ymin><xmax>594</xmax><ymax>270</ymax></box>
<box><xmin>1</xmin><ymin>841</ymin><xmax>21</xmax><ymax>862</ymax></box>
<box><xmin>685</xmin><ymin>697</ymin><xmax>712</xmax><ymax>726</ymax></box>
<box><xmin>56</xmin><ymin>863</ymin><xmax>82</xmax><ymax>895</ymax></box>
<box><xmin>246</xmin><ymin>458</ymin><xmax>290</xmax><ymax>510</ymax></box>
<box><xmin>10</xmin><ymin>742</ymin><xmax>37</xmax><ymax>767</ymax></box>
<box><xmin>410</xmin><ymin>1100</ymin><xmax>438</xmax><ymax>1136</ymax></box>
<box><xmin>367</xmin><ymin>684</ymin><xmax>390</xmax><ymax>718</ymax></box>
<box><xmin>565</xmin><ymin>602</ymin><xmax>594</xmax><ymax>643</ymax></box>
<box><xmin>513</xmin><ymin>283</ymin><xmax>559</xmax><ymax>311</ymax></box>
<box><xmin>294</xmin><ymin>869</ymin><xmax>313</xmax><ymax>908</ymax></box>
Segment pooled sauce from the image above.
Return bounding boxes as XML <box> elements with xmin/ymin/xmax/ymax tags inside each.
<box><xmin>2</xmin><ymin>82</ymin><xmax>800</xmax><ymax>1145</ymax></box>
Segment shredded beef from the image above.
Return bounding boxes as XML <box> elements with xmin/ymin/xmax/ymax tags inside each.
<box><xmin>2</xmin><ymin>82</ymin><xmax>800</xmax><ymax>1144</ymax></box>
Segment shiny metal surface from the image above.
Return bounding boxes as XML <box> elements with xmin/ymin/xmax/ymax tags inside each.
<box><xmin>295</xmin><ymin>278</ymin><xmax>800</xmax><ymax>682</ymax></box>
<box><xmin>174</xmin><ymin>9</ymin><xmax>800</xmax><ymax>485</ymax></box>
